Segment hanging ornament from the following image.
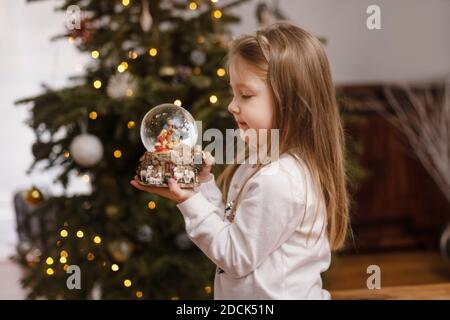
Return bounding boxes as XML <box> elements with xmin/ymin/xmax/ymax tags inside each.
<box><xmin>25</xmin><ymin>248</ymin><xmax>42</xmax><ymax>267</ymax></box>
<box><xmin>173</xmin><ymin>65</ymin><xmax>192</xmax><ymax>85</ymax></box>
<box><xmin>108</xmin><ymin>240</ymin><xmax>134</xmax><ymax>262</ymax></box>
<box><xmin>255</xmin><ymin>1</ymin><xmax>286</xmax><ymax>29</ymax></box>
<box><xmin>107</xmin><ymin>72</ymin><xmax>138</xmax><ymax>99</ymax></box>
<box><xmin>25</xmin><ymin>186</ymin><xmax>43</xmax><ymax>205</ymax></box>
<box><xmin>68</xmin><ymin>16</ymin><xmax>93</xmax><ymax>44</ymax></box>
<box><xmin>17</xmin><ymin>241</ymin><xmax>31</xmax><ymax>255</ymax></box>
<box><xmin>190</xmin><ymin>50</ymin><xmax>206</xmax><ymax>66</ymax></box>
<box><xmin>137</xmin><ymin>225</ymin><xmax>153</xmax><ymax>242</ymax></box>
<box><xmin>159</xmin><ymin>21</ymin><xmax>175</xmax><ymax>32</ymax></box>
<box><xmin>70</xmin><ymin>134</ymin><xmax>104</xmax><ymax>167</ymax></box>
<box><xmin>140</xmin><ymin>0</ymin><xmax>153</xmax><ymax>32</ymax></box>
<box><xmin>159</xmin><ymin>66</ymin><xmax>176</xmax><ymax>80</ymax></box>
<box><xmin>175</xmin><ymin>232</ymin><xmax>193</xmax><ymax>249</ymax></box>
<box><xmin>160</xmin><ymin>0</ymin><xmax>173</xmax><ymax>10</ymax></box>
<box><xmin>121</xmin><ymin>40</ymin><xmax>138</xmax><ymax>51</ymax></box>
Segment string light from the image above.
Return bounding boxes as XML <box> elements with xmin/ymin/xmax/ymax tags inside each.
<box><xmin>173</xmin><ymin>99</ymin><xmax>182</xmax><ymax>106</ymax></box>
<box><xmin>117</xmin><ymin>61</ymin><xmax>128</xmax><ymax>73</ymax></box>
<box><xmin>30</xmin><ymin>189</ymin><xmax>41</xmax><ymax>200</ymax></box>
<box><xmin>124</xmin><ymin>279</ymin><xmax>132</xmax><ymax>287</ymax></box>
<box><xmin>122</xmin><ymin>0</ymin><xmax>130</xmax><ymax>6</ymax></box>
<box><xmin>211</xmin><ymin>0</ymin><xmax>219</xmax><ymax>3</ymax></box>
<box><xmin>60</xmin><ymin>250</ymin><xmax>68</xmax><ymax>258</ymax></box>
<box><xmin>87</xmin><ymin>253</ymin><xmax>95</xmax><ymax>261</ymax></box>
<box><xmin>89</xmin><ymin>111</ymin><xmax>98</xmax><ymax>120</ymax></box>
<box><xmin>197</xmin><ymin>35</ymin><xmax>205</xmax><ymax>44</ymax></box>
<box><xmin>60</xmin><ymin>229</ymin><xmax>68</xmax><ymax>238</ymax></box>
<box><xmin>128</xmin><ymin>50</ymin><xmax>138</xmax><ymax>59</ymax></box>
<box><xmin>93</xmin><ymin>236</ymin><xmax>102</xmax><ymax>244</ymax></box>
<box><xmin>93</xmin><ymin>80</ymin><xmax>102</xmax><ymax>89</ymax></box>
<box><xmin>45</xmin><ymin>257</ymin><xmax>54</xmax><ymax>265</ymax></box>
<box><xmin>63</xmin><ymin>150</ymin><xmax>70</xmax><ymax>158</ymax></box>
<box><xmin>204</xmin><ymin>286</ymin><xmax>212</xmax><ymax>294</ymax></box>
<box><xmin>111</xmin><ymin>264</ymin><xmax>119</xmax><ymax>272</ymax></box>
<box><xmin>136</xmin><ymin>291</ymin><xmax>143</xmax><ymax>298</ymax></box>
<box><xmin>91</xmin><ymin>50</ymin><xmax>100</xmax><ymax>59</ymax></box>
<box><xmin>189</xmin><ymin>2</ymin><xmax>197</xmax><ymax>10</ymax></box>
<box><xmin>63</xmin><ymin>264</ymin><xmax>69</xmax><ymax>272</ymax></box>
<box><xmin>213</xmin><ymin>9</ymin><xmax>222</xmax><ymax>19</ymax></box>
<box><xmin>113</xmin><ymin>150</ymin><xmax>122</xmax><ymax>158</ymax></box>
<box><xmin>148</xmin><ymin>201</ymin><xmax>156</xmax><ymax>210</ymax></box>
<box><xmin>125</xmin><ymin>88</ymin><xmax>134</xmax><ymax>97</ymax></box>
<box><xmin>82</xmin><ymin>174</ymin><xmax>90</xmax><ymax>183</ymax></box>
<box><xmin>59</xmin><ymin>256</ymin><xmax>67</xmax><ymax>264</ymax></box>
<box><xmin>68</xmin><ymin>36</ymin><xmax>75</xmax><ymax>44</ymax></box>
<box><xmin>209</xmin><ymin>95</ymin><xmax>218</xmax><ymax>104</ymax></box>
<box><xmin>171</xmin><ymin>296</ymin><xmax>179</xmax><ymax>300</ymax></box>
<box><xmin>148</xmin><ymin>48</ymin><xmax>158</xmax><ymax>57</ymax></box>
<box><xmin>76</xmin><ymin>230</ymin><xmax>84</xmax><ymax>238</ymax></box>
<box><xmin>46</xmin><ymin>268</ymin><xmax>54</xmax><ymax>276</ymax></box>
<box><xmin>127</xmin><ymin>121</ymin><xmax>136</xmax><ymax>129</ymax></box>
<box><xmin>216</xmin><ymin>68</ymin><xmax>226</xmax><ymax>77</ymax></box>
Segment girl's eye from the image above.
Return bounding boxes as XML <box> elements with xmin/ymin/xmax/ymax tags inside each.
<box><xmin>241</xmin><ymin>94</ymin><xmax>253</xmax><ymax>99</ymax></box>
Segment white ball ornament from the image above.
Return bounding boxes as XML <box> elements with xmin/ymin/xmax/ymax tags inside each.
<box><xmin>69</xmin><ymin>134</ymin><xmax>104</xmax><ymax>167</ymax></box>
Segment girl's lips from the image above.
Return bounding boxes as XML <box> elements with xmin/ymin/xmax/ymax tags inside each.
<box><xmin>237</xmin><ymin>122</ymin><xmax>248</xmax><ymax>129</ymax></box>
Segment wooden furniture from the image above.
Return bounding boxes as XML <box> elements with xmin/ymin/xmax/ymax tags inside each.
<box><xmin>338</xmin><ymin>84</ymin><xmax>450</xmax><ymax>253</ymax></box>
<box><xmin>332</xmin><ymin>283</ymin><xmax>450</xmax><ymax>300</ymax></box>
<box><xmin>325</xmin><ymin>250</ymin><xmax>450</xmax><ymax>299</ymax></box>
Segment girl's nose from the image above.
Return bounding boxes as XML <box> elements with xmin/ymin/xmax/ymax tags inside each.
<box><xmin>227</xmin><ymin>99</ymin><xmax>240</xmax><ymax>115</ymax></box>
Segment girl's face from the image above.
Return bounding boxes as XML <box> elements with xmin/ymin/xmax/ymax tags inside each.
<box><xmin>228</xmin><ymin>56</ymin><xmax>274</xmax><ymax>133</ymax></box>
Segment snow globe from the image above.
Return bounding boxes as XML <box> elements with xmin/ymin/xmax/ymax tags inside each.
<box><xmin>136</xmin><ymin>103</ymin><xmax>202</xmax><ymax>188</ymax></box>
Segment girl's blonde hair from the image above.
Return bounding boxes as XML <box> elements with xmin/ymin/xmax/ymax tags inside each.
<box><xmin>217</xmin><ymin>22</ymin><xmax>349</xmax><ymax>251</ymax></box>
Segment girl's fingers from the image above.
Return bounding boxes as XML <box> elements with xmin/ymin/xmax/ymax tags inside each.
<box><xmin>168</xmin><ymin>178</ymin><xmax>195</xmax><ymax>203</ymax></box>
<box><xmin>130</xmin><ymin>179</ymin><xmax>169</xmax><ymax>196</ymax></box>
<box><xmin>168</xmin><ymin>178</ymin><xmax>183</xmax><ymax>197</ymax></box>
<box><xmin>131</xmin><ymin>177</ymin><xmax>193</xmax><ymax>203</ymax></box>
<box><xmin>202</xmin><ymin>151</ymin><xmax>215</xmax><ymax>166</ymax></box>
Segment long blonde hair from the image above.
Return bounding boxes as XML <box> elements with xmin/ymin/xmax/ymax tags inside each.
<box><xmin>216</xmin><ymin>22</ymin><xmax>349</xmax><ymax>251</ymax></box>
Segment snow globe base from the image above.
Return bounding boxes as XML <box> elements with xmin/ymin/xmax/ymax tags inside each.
<box><xmin>136</xmin><ymin>151</ymin><xmax>200</xmax><ymax>189</ymax></box>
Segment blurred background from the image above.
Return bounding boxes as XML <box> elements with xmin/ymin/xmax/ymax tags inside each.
<box><xmin>0</xmin><ymin>0</ymin><xmax>449</xmax><ymax>299</ymax></box>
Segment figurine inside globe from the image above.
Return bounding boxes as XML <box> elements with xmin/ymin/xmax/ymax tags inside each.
<box><xmin>136</xmin><ymin>103</ymin><xmax>202</xmax><ymax>188</ymax></box>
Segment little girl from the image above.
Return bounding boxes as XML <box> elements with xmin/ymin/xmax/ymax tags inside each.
<box><xmin>131</xmin><ymin>22</ymin><xmax>349</xmax><ymax>300</ymax></box>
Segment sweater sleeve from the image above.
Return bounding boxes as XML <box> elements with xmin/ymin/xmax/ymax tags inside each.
<box><xmin>176</xmin><ymin>165</ymin><xmax>306</xmax><ymax>279</ymax></box>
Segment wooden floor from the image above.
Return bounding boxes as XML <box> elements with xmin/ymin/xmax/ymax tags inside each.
<box><xmin>325</xmin><ymin>250</ymin><xmax>450</xmax><ymax>299</ymax></box>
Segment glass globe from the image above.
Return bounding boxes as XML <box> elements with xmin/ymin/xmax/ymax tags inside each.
<box><xmin>140</xmin><ymin>103</ymin><xmax>198</xmax><ymax>152</ymax></box>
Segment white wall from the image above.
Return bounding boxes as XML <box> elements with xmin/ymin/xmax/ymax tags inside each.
<box><xmin>0</xmin><ymin>0</ymin><xmax>89</xmax><ymax>260</ymax></box>
<box><xmin>231</xmin><ymin>0</ymin><xmax>450</xmax><ymax>84</ymax></box>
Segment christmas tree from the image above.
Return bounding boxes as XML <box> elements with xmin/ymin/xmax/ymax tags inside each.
<box><xmin>15</xmin><ymin>0</ymin><xmax>248</xmax><ymax>299</ymax></box>
<box><xmin>14</xmin><ymin>0</ymin><xmax>365</xmax><ymax>300</ymax></box>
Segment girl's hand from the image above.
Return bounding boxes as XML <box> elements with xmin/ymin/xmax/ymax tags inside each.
<box><xmin>198</xmin><ymin>151</ymin><xmax>216</xmax><ymax>183</ymax></box>
<box><xmin>130</xmin><ymin>176</ymin><xmax>195</xmax><ymax>204</ymax></box>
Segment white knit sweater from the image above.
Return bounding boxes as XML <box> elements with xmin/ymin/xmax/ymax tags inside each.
<box><xmin>176</xmin><ymin>153</ymin><xmax>331</xmax><ymax>300</ymax></box>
